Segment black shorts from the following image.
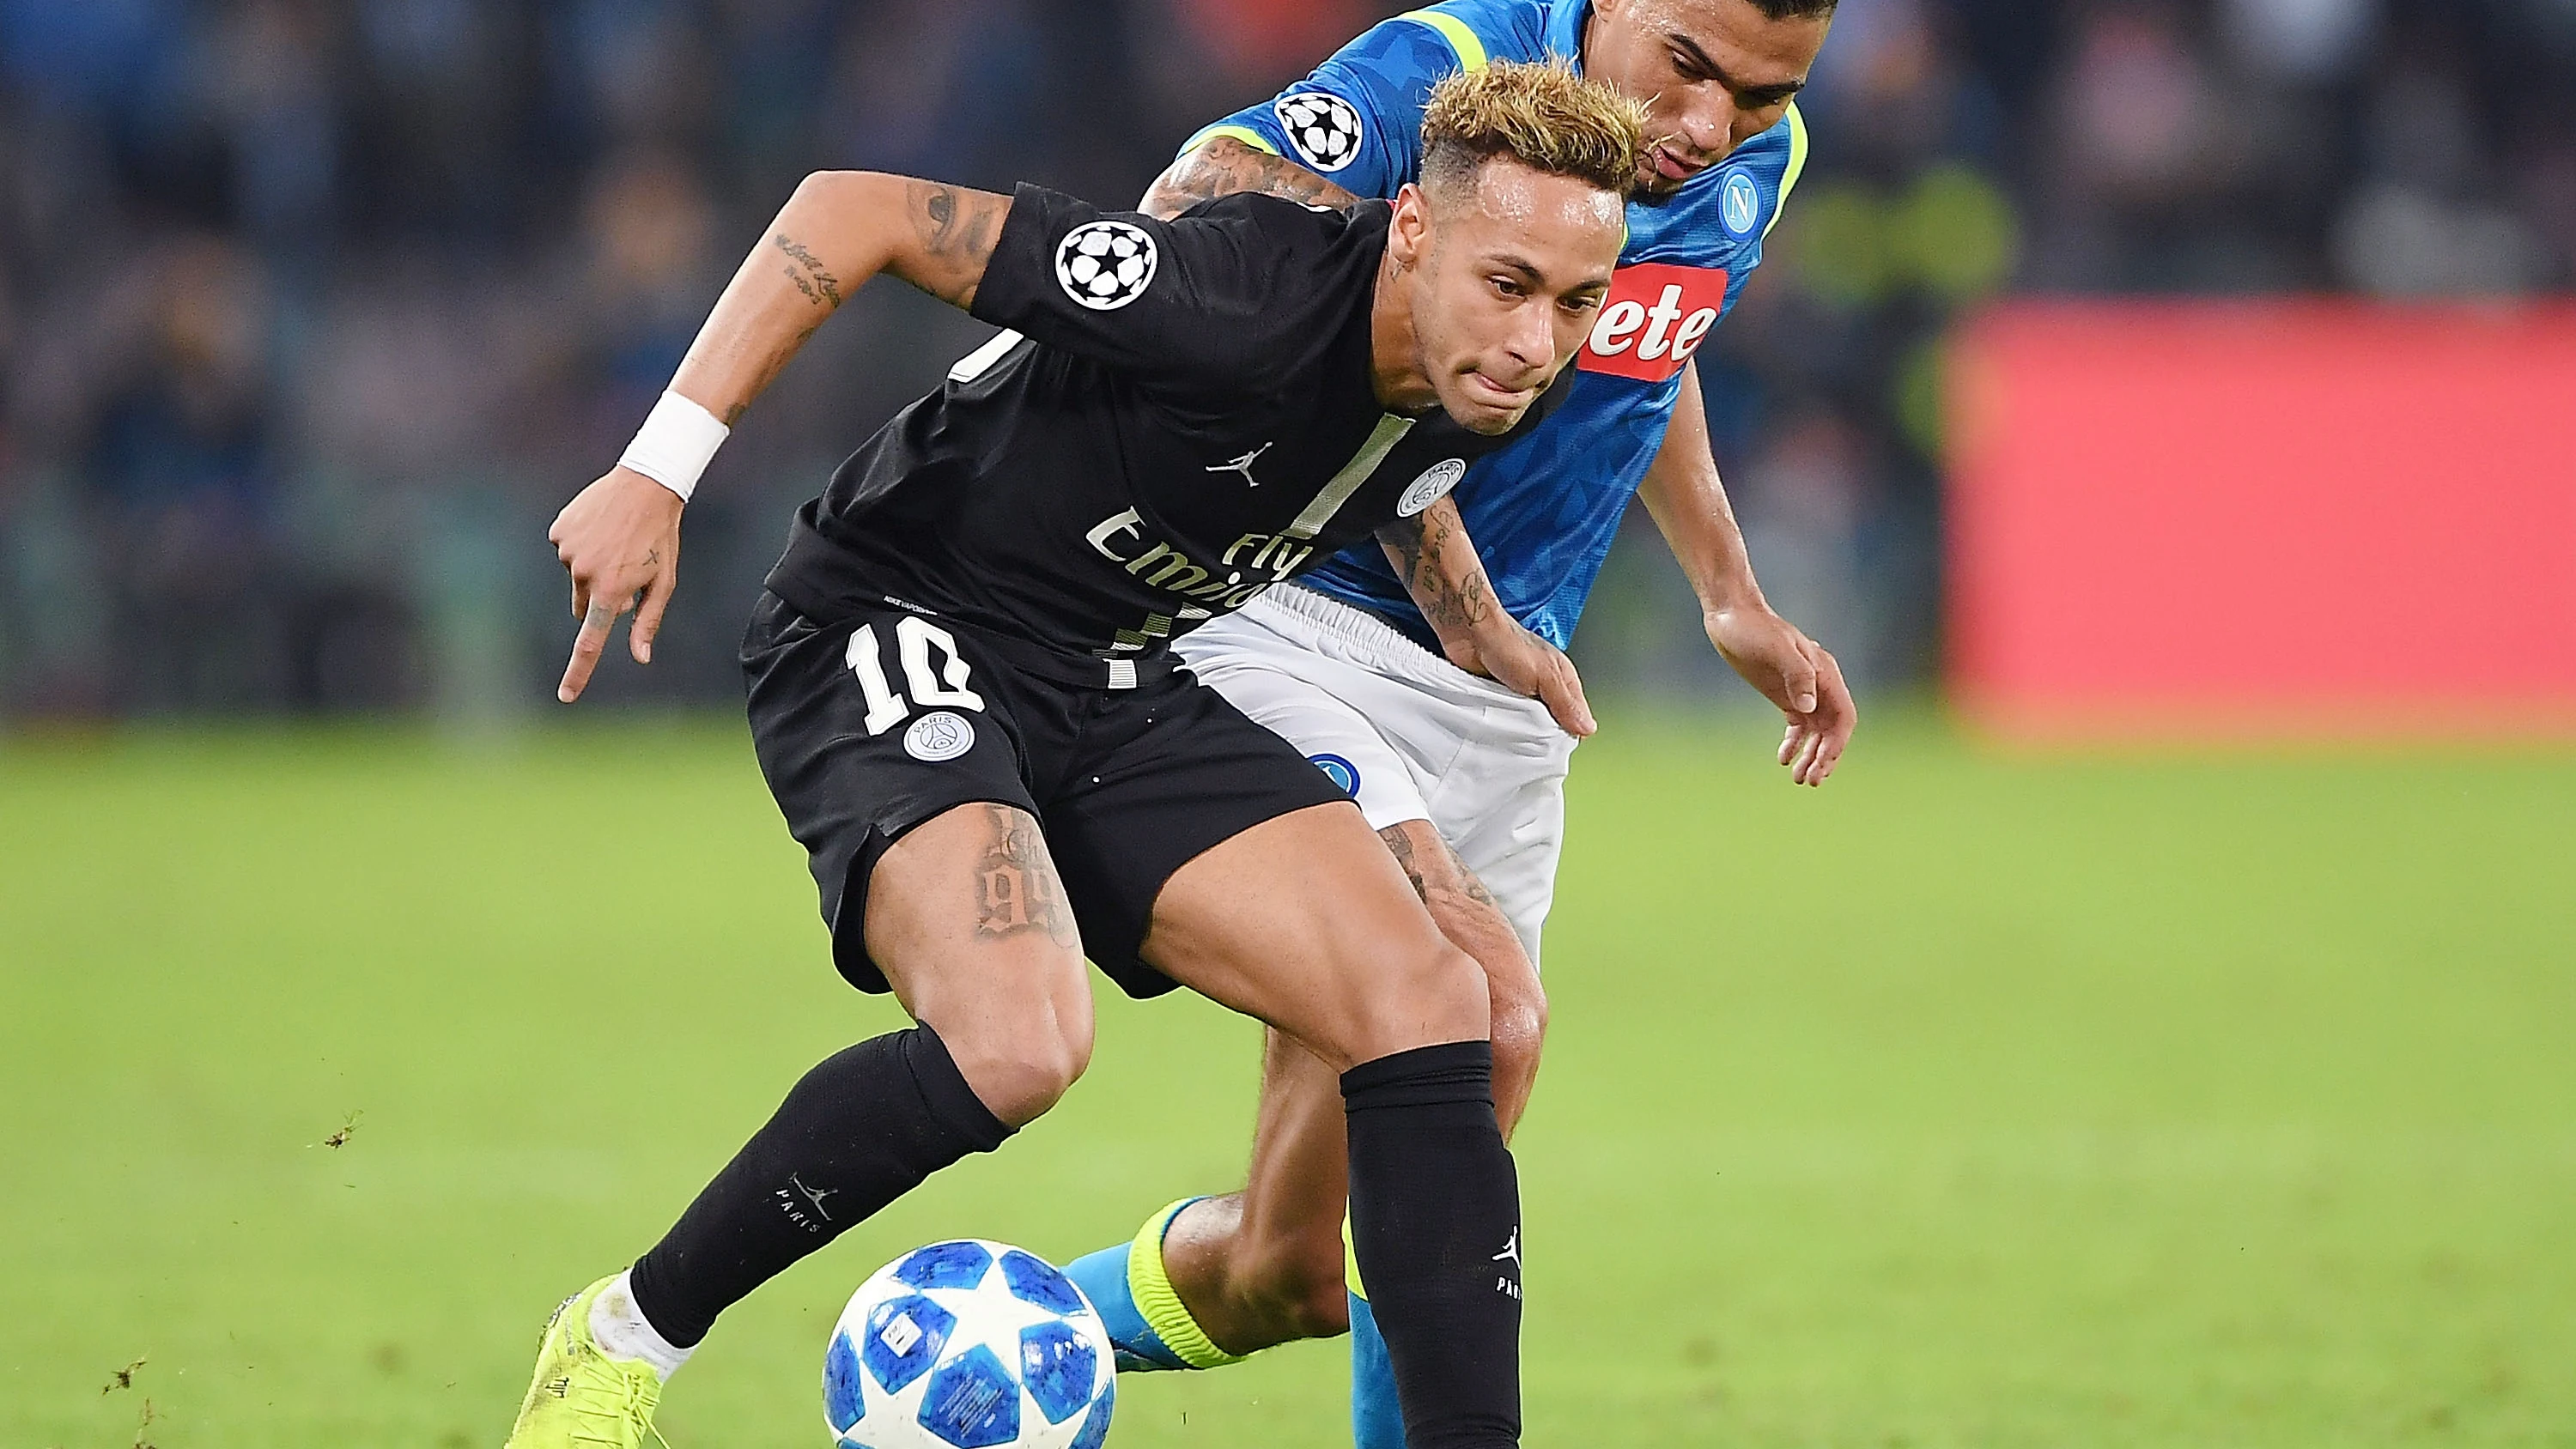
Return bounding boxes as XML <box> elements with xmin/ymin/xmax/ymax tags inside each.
<box><xmin>743</xmin><ymin>591</ymin><xmax>1353</xmax><ymax>999</ymax></box>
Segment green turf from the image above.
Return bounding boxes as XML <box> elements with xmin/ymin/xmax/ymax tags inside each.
<box><xmin>3</xmin><ymin>712</ymin><xmax>2572</xmax><ymax>1447</ymax></box>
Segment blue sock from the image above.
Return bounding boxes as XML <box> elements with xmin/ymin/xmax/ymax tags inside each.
<box><xmin>1348</xmin><ymin>1290</ymin><xmax>1407</xmax><ymax>1449</ymax></box>
<box><xmin>1065</xmin><ymin>1240</ymin><xmax>1189</xmax><ymax>1373</ymax></box>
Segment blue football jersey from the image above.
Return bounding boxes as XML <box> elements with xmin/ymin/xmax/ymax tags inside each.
<box><xmin>1182</xmin><ymin>0</ymin><xmax>1807</xmax><ymax>650</ymax></box>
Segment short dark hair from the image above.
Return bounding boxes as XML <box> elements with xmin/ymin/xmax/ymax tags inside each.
<box><xmin>1746</xmin><ymin>0</ymin><xmax>1838</xmax><ymax>18</ymax></box>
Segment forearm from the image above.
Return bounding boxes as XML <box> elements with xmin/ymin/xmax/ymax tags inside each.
<box><xmin>668</xmin><ymin>172</ymin><xmax>1011</xmax><ymax>425</ymax></box>
<box><xmin>1140</xmin><ymin>136</ymin><xmax>1359</xmax><ymax>220</ymax></box>
<box><xmin>1637</xmin><ymin>360</ymin><xmax>1765</xmax><ymax>614</ymax></box>
<box><xmin>1378</xmin><ymin>499</ymin><xmax>1505</xmax><ymax>665</ymax></box>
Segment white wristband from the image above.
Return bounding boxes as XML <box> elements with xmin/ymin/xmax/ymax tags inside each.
<box><xmin>617</xmin><ymin>391</ymin><xmax>731</xmax><ymax>503</ymax></box>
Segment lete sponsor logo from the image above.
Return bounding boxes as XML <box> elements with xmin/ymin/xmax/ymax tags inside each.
<box><xmin>1577</xmin><ymin>262</ymin><xmax>1729</xmax><ymax>383</ymax></box>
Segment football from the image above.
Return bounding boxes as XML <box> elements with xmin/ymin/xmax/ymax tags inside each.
<box><xmin>824</xmin><ymin>1240</ymin><xmax>1115</xmax><ymax>1449</ymax></box>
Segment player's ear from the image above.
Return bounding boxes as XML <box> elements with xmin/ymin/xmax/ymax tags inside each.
<box><xmin>1390</xmin><ymin>183</ymin><xmax>1431</xmax><ymax>269</ymax></box>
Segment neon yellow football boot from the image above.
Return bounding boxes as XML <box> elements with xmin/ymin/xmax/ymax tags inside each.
<box><xmin>502</xmin><ymin>1276</ymin><xmax>671</xmax><ymax>1448</ymax></box>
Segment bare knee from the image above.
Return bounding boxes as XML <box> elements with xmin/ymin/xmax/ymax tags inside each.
<box><xmin>1351</xmin><ymin>938</ymin><xmax>1489</xmax><ymax>1063</ymax></box>
<box><xmin>935</xmin><ymin>994</ymin><xmax>1095</xmax><ymax>1127</ymax></box>
<box><xmin>1491</xmin><ymin>972</ymin><xmax>1547</xmax><ymax>1078</ymax></box>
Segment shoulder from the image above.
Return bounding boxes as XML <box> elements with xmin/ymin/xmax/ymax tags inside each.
<box><xmin>1175</xmin><ymin>191</ymin><xmax>1385</xmax><ymax>249</ymax></box>
<box><xmin>1728</xmin><ymin>105</ymin><xmax>1810</xmax><ymax>198</ymax></box>
<box><xmin>1382</xmin><ymin>0</ymin><xmax>1553</xmax><ymax>70</ymax></box>
<box><xmin>1727</xmin><ymin>104</ymin><xmax>1811</xmax><ymax>238</ymax></box>
<box><xmin>1625</xmin><ymin>104</ymin><xmax>1810</xmax><ymax>265</ymax></box>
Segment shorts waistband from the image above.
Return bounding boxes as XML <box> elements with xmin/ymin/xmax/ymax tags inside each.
<box><xmin>761</xmin><ymin>589</ymin><xmax>1181</xmax><ymax>692</ymax></box>
<box><xmin>1245</xmin><ymin>585</ymin><xmax>1528</xmax><ymax>702</ymax></box>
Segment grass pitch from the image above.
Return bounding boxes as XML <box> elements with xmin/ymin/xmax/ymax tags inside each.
<box><xmin>3</xmin><ymin>711</ymin><xmax>2572</xmax><ymax>1447</ymax></box>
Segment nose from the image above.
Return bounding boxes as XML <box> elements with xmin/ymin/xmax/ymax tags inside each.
<box><xmin>1504</xmin><ymin>301</ymin><xmax>1554</xmax><ymax>373</ymax></box>
<box><xmin>1676</xmin><ymin>96</ymin><xmax>1733</xmax><ymax>161</ymax></box>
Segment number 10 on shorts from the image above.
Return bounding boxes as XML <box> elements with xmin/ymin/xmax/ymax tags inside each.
<box><xmin>845</xmin><ymin>615</ymin><xmax>987</xmax><ymax>735</ymax></box>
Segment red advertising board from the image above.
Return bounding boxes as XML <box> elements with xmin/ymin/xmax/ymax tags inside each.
<box><xmin>1947</xmin><ymin>302</ymin><xmax>2576</xmax><ymax>740</ymax></box>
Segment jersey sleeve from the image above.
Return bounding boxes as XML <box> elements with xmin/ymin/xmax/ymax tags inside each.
<box><xmin>967</xmin><ymin>183</ymin><xmax>1330</xmax><ymax>391</ymax></box>
<box><xmin>1178</xmin><ymin>10</ymin><xmax>1483</xmax><ymax>201</ymax></box>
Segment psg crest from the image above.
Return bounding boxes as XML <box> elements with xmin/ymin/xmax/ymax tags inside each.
<box><xmin>903</xmin><ymin>711</ymin><xmax>977</xmax><ymax>762</ymax></box>
<box><xmin>1398</xmin><ymin>458</ymin><xmax>1467</xmax><ymax>517</ymax></box>
<box><xmin>1276</xmin><ymin>91</ymin><xmax>1364</xmax><ymax>172</ymax></box>
<box><xmin>1054</xmin><ymin>221</ymin><xmax>1158</xmax><ymax>310</ymax></box>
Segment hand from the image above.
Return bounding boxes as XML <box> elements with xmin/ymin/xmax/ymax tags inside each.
<box><xmin>1452</xmin><ymin>622</ymin><xmax>1597</xmax><ymax>739</ymax></box>
<box><xmin>548</xmin><ymin>467</ymin><xmax>683</xmax><ymax>703</ymax></box>
<box><xmin>1705</xmin><ymin>603</ymin><xmax>1856</xmax><ymax>786</ymax></box>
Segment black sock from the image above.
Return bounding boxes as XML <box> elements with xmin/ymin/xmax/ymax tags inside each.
<box><xmin>1342</xmin><ymin>1040</ymin><xmax>1521</xmax><ymax>1449</ymax></box>
<box><xmin>627</xmin><ymin>1025</ymin><xmax>1012</xmax><ymax>1347</ymax></box>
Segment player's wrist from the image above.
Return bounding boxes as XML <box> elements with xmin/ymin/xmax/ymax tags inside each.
<box><xmin>617</xmin><ymin>391</ymin><xmax>731</xmax><ymax>503</ymax></box>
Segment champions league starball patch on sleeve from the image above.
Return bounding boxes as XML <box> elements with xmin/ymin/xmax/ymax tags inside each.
<box><xmin>1275</xmin><ymin>91</ymin><xmax>1364</xmax><ymax>172</ymax></box>
<box><xmin>1054</xmin><ymin>221</ymin><xmax>1158</xmax><ymax>310</ymax></box>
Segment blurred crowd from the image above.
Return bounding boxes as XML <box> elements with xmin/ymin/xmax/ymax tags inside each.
<box><xmin>2</xmin><ymin>0</ymin><xmax>2571</xmax><ymax>720</ymax></box>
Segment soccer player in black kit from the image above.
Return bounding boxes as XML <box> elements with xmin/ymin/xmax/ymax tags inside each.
<box><xmin>505</xmin><ymin>64</ymin><xmax>1643</xmax><ymax>1449</ymax></box>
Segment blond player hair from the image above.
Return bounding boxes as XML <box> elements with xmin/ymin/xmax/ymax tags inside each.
<box><xmin>1418</xmin><ymin>58</ymin><xmax>1651</xmax><ymax>203</ymax></box>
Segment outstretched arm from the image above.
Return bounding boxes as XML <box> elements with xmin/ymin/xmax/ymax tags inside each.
<box><xmin>1378</xmin><ymin>502</ymin><xmax>1595</xmax><ymax>738</ymax></box>
<box><xmin>1638</xmin><ymin>359</ymin><xmax>1856</xmax><ymax>785</ymax></box>
<box><xmin>1141</xmin><ymin>136</ymin><xmax>1358</xmax><ymax>219</ymax></box>
<box><xmin>548</xmin><ymin>173</ymin><xmax>1012</xmax><ymax>702</ymax></box>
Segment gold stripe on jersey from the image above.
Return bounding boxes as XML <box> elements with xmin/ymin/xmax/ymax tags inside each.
<box><xmin>1288</xmin><ymin>414</ymin><xmax>1418</xmax><ymax>539</ymax></box>
<box><xmin>1400</xmin><ymin>9</ymin><xmax>1492</xmax><ymax>71</ymax></box>
<box><xmin>1179</xmin><ymin>123</ymin><xmax>1280</xmax><ymax>159</ymax></box>
<box><xmin>1768</xmin><ymin>102</ymin><xmax>1810</xmax><ymax>239</ymax></box>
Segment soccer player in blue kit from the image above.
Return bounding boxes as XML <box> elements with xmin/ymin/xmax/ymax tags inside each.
<box><xmin>1063</xmin><ymin>2</ymin><xmax>1856</xmax><ymax>1442</ymax></box>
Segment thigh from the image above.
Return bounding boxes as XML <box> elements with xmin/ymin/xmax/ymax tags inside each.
<box><xmin>743</xmin><ymin>592</ymin><xmax>1044</xmax><ymax>991</ymax></box>
<box><xmin>862</xmin><ymin>800</ymin><xmax>1095</xmax><ymax>1127</ymax></box>
<box><xmin>1042</xmin><ymin>673</ymin><xmax>1352</xmax><ymax>998</ymax></box>
<box><xmin>1138</xmin><ymin>799</ymin><xmax>1483</xmax><ymax>1071</ymax></box>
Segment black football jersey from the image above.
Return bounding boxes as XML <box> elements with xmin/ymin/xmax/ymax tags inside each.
<box><xmin>763</xmin><ymin>182</ymin><xmax>1571</xmax><ymax>685</ymax></box>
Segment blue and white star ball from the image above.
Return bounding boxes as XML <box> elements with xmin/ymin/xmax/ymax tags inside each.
<box><xmin>824</xmin><ymin>1240</ymin><xmax>1115</xmax><ymax>1449</ymax></box>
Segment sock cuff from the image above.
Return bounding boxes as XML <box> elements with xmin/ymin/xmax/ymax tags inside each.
<box><xmin>1340</xmin><ymin>1040</ymin><xmax>1495</xmax><ymax>1113</ymax></box>
<box><xmin>1127</xmin><ymin>1198</ymin><xmax>1249</xmax><ymax>1370</ymax></box>
<box><xmin>901</xmin><ymin>1024</ymin><xmax>1015</xmax><ymax>1153</ymax></box>
<box><xmin>591</xmin><ymin>1269</ymin><xmax>693</xmax><ymax>1379</ymax></box>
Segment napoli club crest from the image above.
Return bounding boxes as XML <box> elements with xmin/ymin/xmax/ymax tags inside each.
<box><xmin>1309</xmin><ymin>753</ymin><xmax>1362</xmax><ymax>797</ymax></box>
<box><xmin>1719</xmin><ymin>168</ymin><xmax>1761</xmax><ymax>238</ymax></box>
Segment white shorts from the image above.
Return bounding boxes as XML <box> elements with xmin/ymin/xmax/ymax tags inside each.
<box><xmin>1177</xmin><ymin>585</ymin><xmax>1579</xmax><ymax>965</ymax></box>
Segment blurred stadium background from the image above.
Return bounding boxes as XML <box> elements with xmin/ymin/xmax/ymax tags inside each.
<box><xmin>6</xmin><ymin>3</ymin><xmax>2575</xmax><ymax>1447</ymax></box>
<box><xmin>5</xmin><ymin>0</ymin><xmax>2573</xmax><ymax>721</ymax></box>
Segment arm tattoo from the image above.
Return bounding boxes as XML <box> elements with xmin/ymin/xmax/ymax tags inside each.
<box><xmin>771</xmin><ymin>233</ymin><xmax>843</xmax><ymax>307</ymax></box>
<box><xmin>1380</xmin><ymin>506</ymin><xmax>1497</xmax><ymax>638</ymax></box>
<box><xmin>901</xmin><ymin>181</ymin><xmax>1011</xmax><ymax>306</ymax></box>
<box><xmin>1141</xmin><ymin>138</ymin><xmax>1360</xmax><ymax>219</ymax></box>
<box><xmin>973</xmin><ymin>805</ymin><xmax>1079</xmax><ymax>950</ymax></box>
<box><xmin>914</xmin><ymin>183</ymin><xmax>1001</xmax><ymax>258</ymax></box>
